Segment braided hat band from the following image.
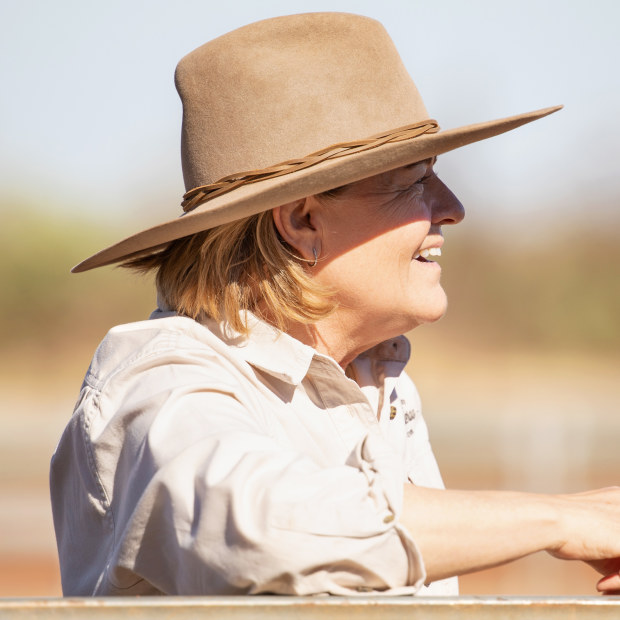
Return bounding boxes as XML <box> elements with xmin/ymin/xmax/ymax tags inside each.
<box><xmin>181</xmin><ymin>120</ymin><xmax>439</xmax><ymax>213</ymax></box>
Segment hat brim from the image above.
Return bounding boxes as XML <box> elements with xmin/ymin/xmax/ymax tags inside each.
<box><xmin>72</xmin><ymin>105</ymin><xmax>562</xmax><ymax>273</ymax></box>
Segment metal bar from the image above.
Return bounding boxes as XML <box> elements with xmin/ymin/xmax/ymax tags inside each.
<box><xmin>1</xmin><ymin>597</ymin><xmax>619</xmax><ymax>620</ymax></box>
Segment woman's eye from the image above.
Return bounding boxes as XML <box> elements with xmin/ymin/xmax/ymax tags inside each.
<box><xmin>418</xmin><ymin>172</ymin><xmax>434</xmax><ymax>184</ymax></box>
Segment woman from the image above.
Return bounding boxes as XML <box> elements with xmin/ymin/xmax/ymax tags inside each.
<box><xmin>50</xmin><ymin>12</ymin><xmax>620</xmax><ymax>596</ymax></box>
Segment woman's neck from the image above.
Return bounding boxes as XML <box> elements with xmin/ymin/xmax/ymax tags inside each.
<box><xmin>286</xmin><ymin>311</ymin><xmax>393</xmax><ymax>369</ymax></box>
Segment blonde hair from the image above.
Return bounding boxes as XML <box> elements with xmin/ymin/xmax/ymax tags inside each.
<box><xmin>122</xmin><ymin>209</ymin><xmax>334</xmax><ymax>333</ymax></box>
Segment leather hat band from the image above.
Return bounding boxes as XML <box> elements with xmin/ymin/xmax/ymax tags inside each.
<box><xmin>181</xmin><ymin>119</ymin><xmax>439</xmax><ymax>213</ymax></box>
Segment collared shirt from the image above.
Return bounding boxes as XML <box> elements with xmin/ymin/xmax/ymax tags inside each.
<box><xmin>50</xmin><ymin>311</ymin><xmax>457</xmax><ymax>596</ymax></box>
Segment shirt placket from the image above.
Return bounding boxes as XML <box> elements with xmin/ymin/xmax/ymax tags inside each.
<box><xmin>305</xmin><ymin>356</ymin><xmax>385</xmax><ymax>455</ymax></box>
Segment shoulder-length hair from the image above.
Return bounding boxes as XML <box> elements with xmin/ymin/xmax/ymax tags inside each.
<box><xmin>122</xmin><ymin>209</ymin><xmax>335</xmax><ymax>334</ymax></box>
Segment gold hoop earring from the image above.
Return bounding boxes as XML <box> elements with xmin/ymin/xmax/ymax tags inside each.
<box><xmin>311</xmin><ymin>247</ymin><xmax>318</xmax><ymax>267</ymax></box>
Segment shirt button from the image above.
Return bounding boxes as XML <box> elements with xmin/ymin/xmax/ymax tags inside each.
<box><xmin>389</xmin><ymin>405</ymin><xmax>397</xmax><ymax>420</ymax></box>
<box><xmin>383</xmin><ymin>513</ymin><xmax>395</xmax><ymax>524</ymax></box>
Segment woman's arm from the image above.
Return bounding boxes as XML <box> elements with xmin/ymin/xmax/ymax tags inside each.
<box><xmin>401</xmin><ymin>484</ymin><xmax>620</xmax><ymax>591</ymax></box>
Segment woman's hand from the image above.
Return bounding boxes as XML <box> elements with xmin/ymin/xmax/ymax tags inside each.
<box><xmin>547</xmin><ymin>487</ymin><xmax>620</xmax><ymax>593</ymax></box>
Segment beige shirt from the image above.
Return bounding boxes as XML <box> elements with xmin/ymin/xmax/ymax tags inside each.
<box><xmin>50</xmin><ymin>310</ymin><xmax>457</xmax><ymax>596</ymax></box>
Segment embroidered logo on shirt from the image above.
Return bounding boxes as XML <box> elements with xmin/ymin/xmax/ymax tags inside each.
<box><xmin>401</xmin><ymin>398</ymin><xmax>418</xmax><ymax>437</ymax></box>
<box><xmin>387</xmin><ymin>397</ymin><xmax>419</xmax><ymax>436</ymax></box>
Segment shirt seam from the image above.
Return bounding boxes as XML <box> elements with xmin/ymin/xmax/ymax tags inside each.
<box><xmin>85</xmin><ymin>330</ymin><xmax>222</xmax><ymax>393</ymax></box>
<box><xmin>79</xmin><ymin>389</ymin><xmax>117</xmax><ymax>583</ymax></box>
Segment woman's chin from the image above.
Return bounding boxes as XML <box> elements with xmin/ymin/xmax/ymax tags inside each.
<box><xmin>408</xmin><ymin>292</ymin><xmax>449</xmax><ymax>328</ymax></box>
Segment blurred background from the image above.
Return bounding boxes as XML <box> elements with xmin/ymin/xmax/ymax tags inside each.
<box><xmin>1</xmin><ymin>0</ymin><xmax>618</xmax><ymax>597</ymax></box>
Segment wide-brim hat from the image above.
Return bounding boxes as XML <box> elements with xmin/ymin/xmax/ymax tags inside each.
<box><xmin>73</xmin><ymin>12</ymin><xmax>561</xmax><ymax>272</ymax></box>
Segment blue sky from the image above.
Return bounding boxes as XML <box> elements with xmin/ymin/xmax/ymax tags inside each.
<box><xmin>1</xmin><ymin>0</ymin><xmax>618</xmax><ymax>232</ymax></box>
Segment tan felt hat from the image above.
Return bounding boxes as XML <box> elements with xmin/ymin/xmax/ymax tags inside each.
<box><xmin>73</xmin><ymin>12</ymin><xmax>561</xmax><ymax>272</ymax></box>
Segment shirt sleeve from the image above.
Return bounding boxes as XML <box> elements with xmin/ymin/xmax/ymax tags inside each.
<box><xmin>92</xmin><ymin>360</ymin><xmax>426</xmax><ymax>596</ymax></box>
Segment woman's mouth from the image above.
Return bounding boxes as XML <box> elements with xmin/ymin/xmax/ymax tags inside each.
<box><xmin>413</xmin><ymin>247</ymin><xmax>442</xmax><ymax>262</ymax></box>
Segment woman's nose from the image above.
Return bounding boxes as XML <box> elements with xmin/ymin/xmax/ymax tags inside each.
<box><xmin>431</xmin><ymin>178</ymin><xmax>465</xmax><ymax>226</ymax></box>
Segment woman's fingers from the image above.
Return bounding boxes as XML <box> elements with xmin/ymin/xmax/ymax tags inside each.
<box><xmin>597</xmin><ymin>571</ymin><xmax>620</xmax><ymax>593</ymax></box>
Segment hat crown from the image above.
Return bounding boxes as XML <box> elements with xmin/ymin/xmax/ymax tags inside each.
<box><xmin>175</xmin><ymin>12</ymin><xmax>428</xmax><ymax>191</ymax></box>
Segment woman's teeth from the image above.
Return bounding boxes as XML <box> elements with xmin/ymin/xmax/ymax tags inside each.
<box><xmin>414</xmin><ymin>248</ymin><xmax>442</xmax><ymax>260</ymax></box>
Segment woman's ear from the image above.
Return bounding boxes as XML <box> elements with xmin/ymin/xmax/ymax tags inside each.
<box><xmin>272</xmin><ymin>198</ymin><xmax>321</xmax><ymax>263</ymax></box>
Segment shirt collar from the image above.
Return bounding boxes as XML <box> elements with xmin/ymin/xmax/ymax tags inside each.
<box><xmin>151</xmin><ymin>301</ymin><xmax>411</xmax><ymax>385</ymax></box>
<box><xmin>224</xmin><ymin>313</ymin><xmax>318</xmax><ymax>385</ymax></box>
<box><xmin>356</xmin><ymin>335</ymin><xmax>411</xmax><ymax>365</ymax></box>
<box><xmin>222</xmin><ymin>316</ymin><xmax>412</xmax><ymax>384</ymax></box>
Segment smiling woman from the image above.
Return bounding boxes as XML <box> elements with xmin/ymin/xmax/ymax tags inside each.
<box><xmin>49</xmin><ymin>12</ymin><xmax>620</xmax><ymax>597</ymax></box>
<box><xmin>271</xmin><ymin>160</ymin><xmax>464</xmax><ymax>366</ymax></box>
